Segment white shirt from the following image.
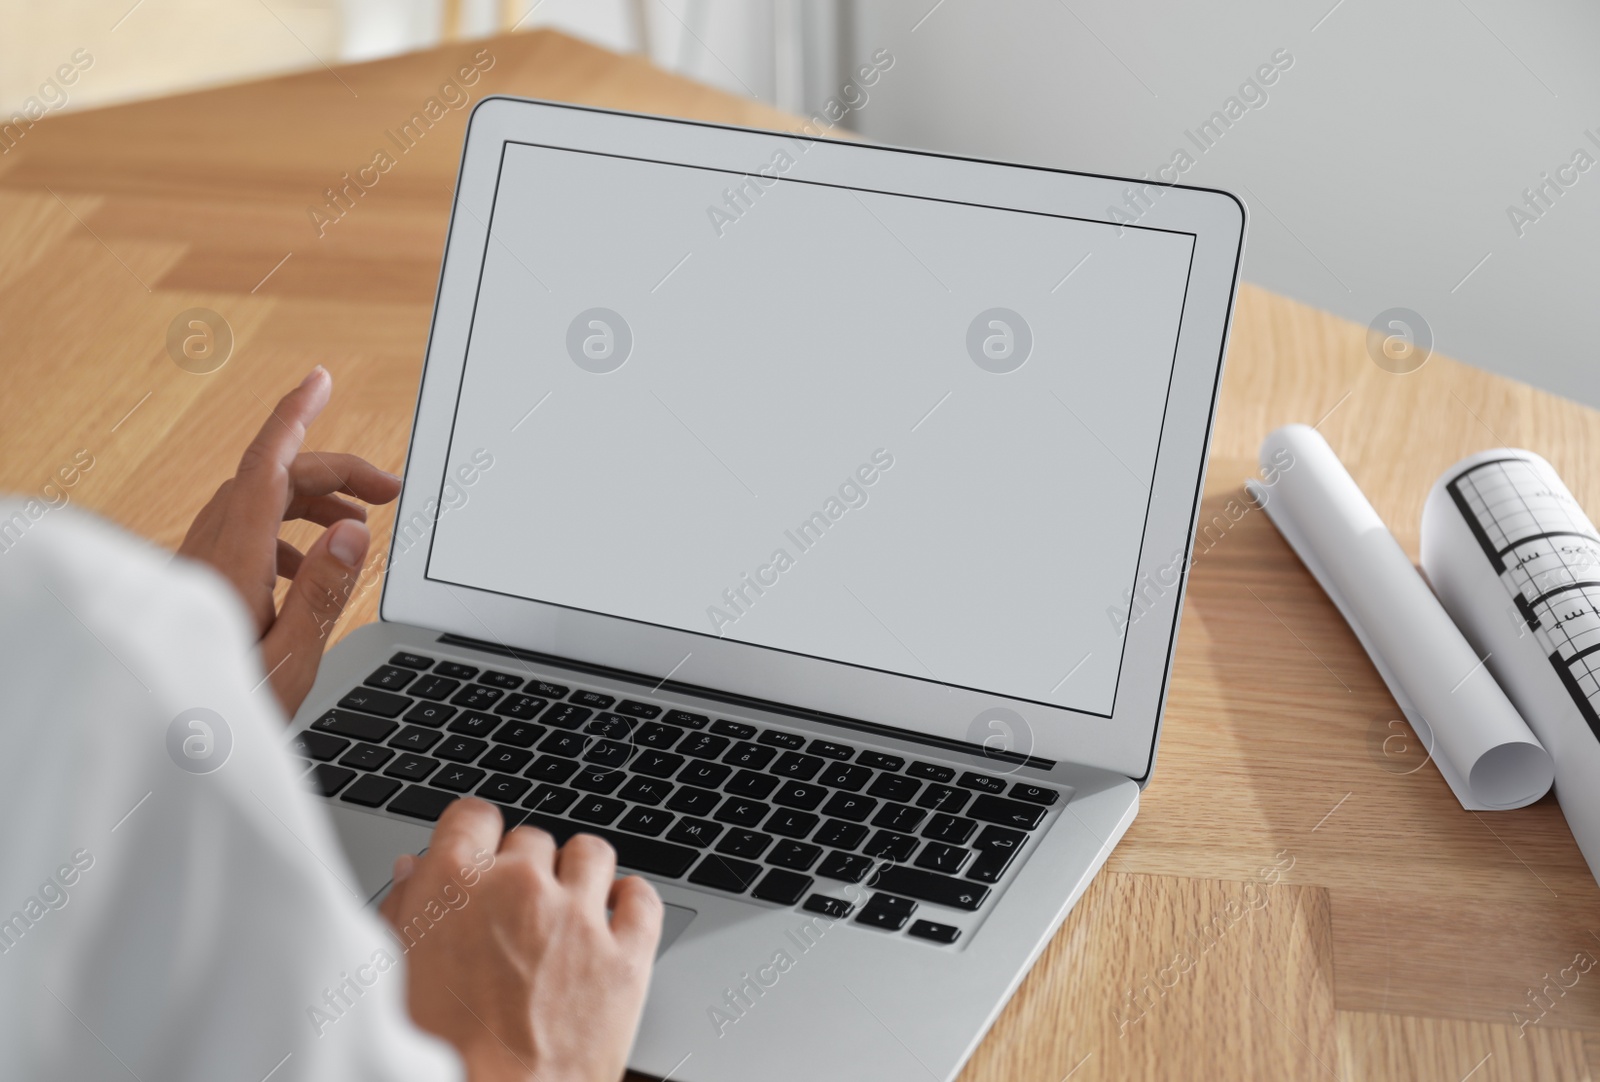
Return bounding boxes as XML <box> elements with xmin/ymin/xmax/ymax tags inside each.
<box><xmin>0</xmin><ymin>501</ymin><xmax>462</xmax><ymax>1082</ymax></box>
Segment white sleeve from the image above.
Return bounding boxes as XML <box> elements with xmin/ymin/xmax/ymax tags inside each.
<box><xmin>0</xmin><ymin>502</ymin><xmax>464</xmax><ymax>1082</ymax></box>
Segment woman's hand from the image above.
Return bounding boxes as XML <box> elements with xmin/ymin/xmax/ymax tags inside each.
<box><xmin>177</xmin><ymin>367</ymin><xmax>400</xmax><ymax>716</ymax></box>
<box><xmin>381</xmin><ymin>800</ymin><xmax>663</xmax><ymax>1082</ymax></box>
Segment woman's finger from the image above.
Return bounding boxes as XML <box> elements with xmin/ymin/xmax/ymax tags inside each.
<box><xmin>261</xmin><ymin>517</ymin><xmax>369</xmax><ymax>716</ymax></box>
<box><xmin>290</xmin><ymin>493</ymin><xmax>369</xmax><ymax>529</ymax></box>
<box><xmin>288</xmin><ymin>452</ymin><xmax>402</xmax><ymax>505</ymax></box>
<box><xmin>275</xmin><ymin>537</ymin><xmax>304</xmax><ymax>579</ymax></box>
<box><xmin>224</xmin><ymin>368</ymin><xmax>333</xmax><ymax>563</ymax></box>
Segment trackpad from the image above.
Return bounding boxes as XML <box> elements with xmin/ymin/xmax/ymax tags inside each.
<box><xmin>326</xmin><ymin>805</ymin><xmax>434</xmax><ymax>904</ymax></box>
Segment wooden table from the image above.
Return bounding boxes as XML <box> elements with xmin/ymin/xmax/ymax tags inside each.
<box><xmin>4</xmin><ymin>29</ymin><xmax>1597</xmax><ymax>1082</ymax></box>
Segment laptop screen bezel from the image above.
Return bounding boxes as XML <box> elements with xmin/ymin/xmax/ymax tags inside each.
<box><xmin>380</xmin><ymin>96</ymin><xmax>1245</xmax><ymax>783</ymax></box>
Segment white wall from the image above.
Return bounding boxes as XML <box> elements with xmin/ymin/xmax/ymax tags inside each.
<box><xmin>845</xmin><ymin>0</ymin><xmax>1600</xmax><ymax>408</ymax></box>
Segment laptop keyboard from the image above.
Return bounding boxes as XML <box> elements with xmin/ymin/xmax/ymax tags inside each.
<box><xmin>291</xmin><ymin>650</ymin><xmax>1062</xmax><ymax>946</ymax></box>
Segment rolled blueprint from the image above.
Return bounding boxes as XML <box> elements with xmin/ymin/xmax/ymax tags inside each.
<box><xmin>1422</xmin><ymin>450</ymin><xmax>1600</xmax><ymax>879</ymax></box>
<box><xmin>1248</xmin><ymin>425</ymin><xmax>1553</xmax><ymax>810</ymax></box>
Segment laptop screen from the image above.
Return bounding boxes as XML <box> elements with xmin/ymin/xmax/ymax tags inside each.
<box><xmin>424</xmin><ymin>140</ymin><xmax>1196</xmax><ymax>719</ymax></box>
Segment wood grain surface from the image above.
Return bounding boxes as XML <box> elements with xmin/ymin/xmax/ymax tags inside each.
<box><xmin>1</xmin><ymin>28</ymin><xmax>1596</xmax><ymax>1082</ymax></box>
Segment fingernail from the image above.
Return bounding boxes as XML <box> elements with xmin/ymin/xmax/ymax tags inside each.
<box><xmin>328</xmin><ymin>519</ymin><xmax>368</xmax><ymax>565</ymax></box>
<box><xmin>299</xmin><ymin>365</ymin><xmax>327</xmax><ymax>388</ymax></box>
<box><xmin>393</xmin><ymin>853</ymin><xmax>415</xmax><ymax>884</ymax></box>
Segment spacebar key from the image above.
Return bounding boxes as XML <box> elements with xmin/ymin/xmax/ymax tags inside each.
<box><xmin>870</xmin><ymin>865</ymin><xmax>990</xmax><ymax>911</ymax></box>
<box><xmin>519</xmin><ymin>810</ymin><xmax>697</xmax><ymax>878</ymax></box>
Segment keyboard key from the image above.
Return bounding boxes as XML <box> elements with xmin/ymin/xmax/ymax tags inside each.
<box><xmin>958</xmin><ymin>771</ymin><xmax>1007</xmax><ymax>794</ymax></box>
<box><xmin>618</xmin><ymin>806</ymin><xmax>673</xmax><ymax>837</ymax></box>
<box><xmin>666</xmin><ymin>786</ymin><xmax>721</xmax><ymax>816</ymax></box>
<box><xmin>525</xmin><ymin>755</ymin><xmax>580</xmax><ymax>783</ymax></box>
<box><xmin>496</xmin><ymin>694</ymin><xmax>547</xmax><ymax>720</ymax></box>
<box><xmin>540</xmin><ymin>703</ymin><xmax>591</xmax><ymax>730</ymax></box>
<box><xmin>618</xmin><ymin>776</ymin><xmax>672</xmax><ymax>805</ymax></box>
<box><xmin>814</xmin><ymin>820</ymin><xmax>869</xmax><ymax>849</ymax></box>
<box><xmin>336</xmin><ymin>687</ymin><xmax>411</xmax><ymax>724</ymax></box>
<box><xmin>752</xmin><ymin>868</ymin><xmax>812</xmax><ymax>905</ymax></box>
<box><xmin>585</xmin><ymin>713</ymin><xmax>635</xmax><ymax>739</ymax></box>
<box><xmin>452</xmin><ymin>684</ymin><xmax>504</xmax><ymax>711</ymax></box>
<box><xmin>857</xmin><ymin>751</ymin><xmax>905</xmax><ymax>771</ymax></box>
<box><xmin>478</xmin><ymin>670</ymin><xmax>524</xmax><ymax>689</ymax></box>
<box><xmin>820</xmin><ymin>792</ymin><xmax>877</xmax><ymax>823</ymax></box>
<box><xmin>520</xmin><ymin>810</ymin><xmax>697</xmax><ymax>877</ymax></box>
<box><xmin>870</xmin><ymin>865</ymin><xmax>989</xmax><ymax>911</ymax></box>
<box><xmin>714</xmin><ymin>797</ymin><xmax>771</xmax><ymax>827</ymax></box>
<box><xmin>666</xmin><ymin>817</ymin><xmax>722</xmax><ymax>848</ymax></box>
<box><xmin>689</xmin><ymin>854</ymin><xmax>761</xmax><ymax>893</ymax></box>
<box><xmin>724</xmin><ymin>770</ymin><xmax>779</xmax><ymax>799</ymax></box>
<box><xmin>383</xmin><ymin>754</ymin><xmax>439</xmax><ymax>782</ymax></box>
<box><xmin>803</xmin><ymin>894</ymin><xmax>854</xmax><ymax>919</ymax></box>
<box><xmin>969</xmin><ymin>794</ymin><xmax>1047</xmax><ymax>830</ymax></box>
<box><xmin>389</xmin><ymin>651</ymin><xmax>434</xmax><ymax>670</ymax></box>
<box><xmin>434</xmin><ymin>662</ymin><xmax>478</xmax><ymax>680</ymax></box>
<box><xmin>757</xmin><ymin>730</ymin><xmax>806</xmax><ymax>750</ymax></box>
<box><xmin>364</xmin><ymin>665</ymin><xmax>416</xmax><ymax>691</ymax></box>
<box><xmin>679</xmin><ymin>733</ymin><xmax>730</xmax><ymax>760</ymax></box>
<box><xmin>340</xmin><ymin>774</ymin><xmax>401</xmax><ymax>807</ymax></box>
<box><xmin>312</xmin><ymin>709</ymin><xmax>398</xmax><ymax>743</ymax></box>
<box><xmin>493</xmin><ymin>721</ymin><xmax>544</xmax><ymax>748</ymax></box>
<box><xmin>388</xmin><ymin>785</ymin><xmax>457</xmax><ymax>821</ymax></box>
<box><xmin>916</xmin><ymin>784</ymin><xmax>970</xmax><ymax>814</ymax></box>
<box><xmin>922</xmin><ymin>814</ymin><xmax>978</xmax><ymax>845</ymax></box>
<box><xmin>771</xmin><ymin>752</ymin><xmax>824</xmax><ymax>780</ymax></box>
<box><xmin>308</xmin><ymin>763</ymin><xmax>356</xmax><ymax>796</ymax></box>
<box><xmin>773</xmin><ymin>782</ymin><xmax>828</xmax><ymax>811</ymax></box>
<box><xmin>614</xmin><ymin>700</ymin><xmax>662</xmax><ymax>718</ymax></box>
<box><xmin>663</xmin><ymin>709</ymin><xmax>709</xmax><ymax>729</ymax></box>
<box><xmin>432</xmin><ymin>765</ymin><xmax>486</xmax><ymax>793</ymax></box>
<box><xmin>435</xmin><ymin>735</ymin><xmax>488</xmax><ymax>763</ymax></box>
<box><xmin>712</xmin><ymin>719</ymin><xmax>756</xmax><ymax>739</ymax></box>
<box><xmin>447</xmin><ymin>711</ymin><xmax>499</xmax><ymax>738</ymax></box>
<box><xmin>907</xmin><ymin>761</ymin><xmax>955</xmax><ymax>782</ymax></box>
<box><xmin>867</xmin><ymin>774</ymin><xmax>920</xmax><ymax>802</ymax></box>
<box><xmin>870</xmin><ymin>803</ymin><xmax>926</xmax><ymax>832</ymax></box>
<box><xmin>915</xmin><ymin>842</ymin><xmax>972</xmax><ymax>874</ymax></box>
<box><xmin>633</xmin><ymin>722</ymin><xmax>682</xmax><ymax>750</ymax></box>
<box><xmin>479</xmin><ymin>746</ymin><xmax>534</xmax><ymax>774</ymax></box>
<box><xmin>388</xmin><ymin>725</ymin><xmax>443</xmax><ymax>752</ymax></box>
<box><xmin>767</xmin><ymin>840</ymin><xmax>823</xmax><ymax>870</ymax></box>
<box><xmin>856</xmin><ymin>892</ymin><xmax>917</xmax><ymax>930</ymax></box>
<box><xmin>339</xmin><ymin>742</ymin><xmax>395</xmax><ymax>771</ymax></box>
<box><xmin>572</xmin><ymin>768</ymin><xmax>625</xmax><ymax>795</ymax></box>
<box><xmin>522</xmin><ymin>784</ymin><xmax>577</xmax><ymax>815</ymax></box>
<box><xmin>966</xmin><ymin>825</ymin><xmax>1027</xmax><ymax>883</ymax></box>
<box><xmin>722</xmin><ymin>741</ymin><xmax>775</xmax><ymax>770</ymax></box>
<box><xmin>410</xmin><ymin>676</ymin><xmax>460</xmax><ymax>701</ymax></box>
<box><xmin>476</xmin><ymin>774</ymin><xmax>532</xmax><ymax>803</ymax></box>
<box><xmin>1009</xmin><ymin>783</ymin><xmax>1060</xmax><ymax>806</ymax></box>
<box><xmin>765</xmin><ymin>809</ymin><xmax>819</xmax><ymax>839</ymax></box>
<box><xmin>404</xmin><ymin>701</ymin><xmax>456</xmax><ymax>727</ymax></box>
<box><xmin>819</xmin><ymin>763</ymin><xmax>871</xmax><ymax>791</ymax></box>
<box><xmin>291</xmin><ymin>730</ymin><xmax>348</xmax><ymax>761</ymax></box>
<box><xmin>584</xmin><ymin>740</ymin><xmax>633</xmax><ymax>769</ymax></box>
<box><xmin>539</xmin><ymin>731</ymin><xmax>590</xmax><ymax>758</ymax></box>
<box><xmin>817</xmin><ymin>851</ymin><xmax>872</xmax><ymax>883</ymax></box>
<box><xmin>634</xmin><ymin>751</ymin><xmax>685</xmax><ymax>778</ymax></box>
<box><xmin>908</xmin><ymin>919</ymin><xmax>961</xmax><ymax>944</ymax></box>
<box><xmin>863</xmin><ymin>831</ymin><xmax>919</xmax><ymax>862</ymax></box>
<box><xmin>716</xmin><ymin>829</ymin><xmax>773</xmax><ymax>859</ymax></box>
<box><xmin>806</xmin><ymin>739</ymin><xmax>853</xmax><ymax>760</ymax></box>
<box><xmin>679</xmin><ymin>761</ymin><xmax>732</xmax><ymax>788</ymax></box>
<box><xmin>529</xmin><ymin>681</ymin><xmax>569</xmax><ymax>699</ymax></box>
<box><xmin>570</xmin><ymin>690</ymin><xmax>615</xmax><ymax>710</ymax></box>
<box><xmin>571</xmin><ymin>795</ymin><xmax>625</xmax><ymax>826</ymax></box>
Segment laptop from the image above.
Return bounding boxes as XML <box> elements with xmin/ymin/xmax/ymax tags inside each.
<box><xmin>288</xmin><ymin>96</ymin><xmax>1244</xmax><ymax>1082</ymax></box>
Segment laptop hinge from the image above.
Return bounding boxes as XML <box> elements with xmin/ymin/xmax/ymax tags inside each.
<box><xmin>437</xmin><ymin>633</ymin><xmax>1059</xmax><ymax>771</ymax></box>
